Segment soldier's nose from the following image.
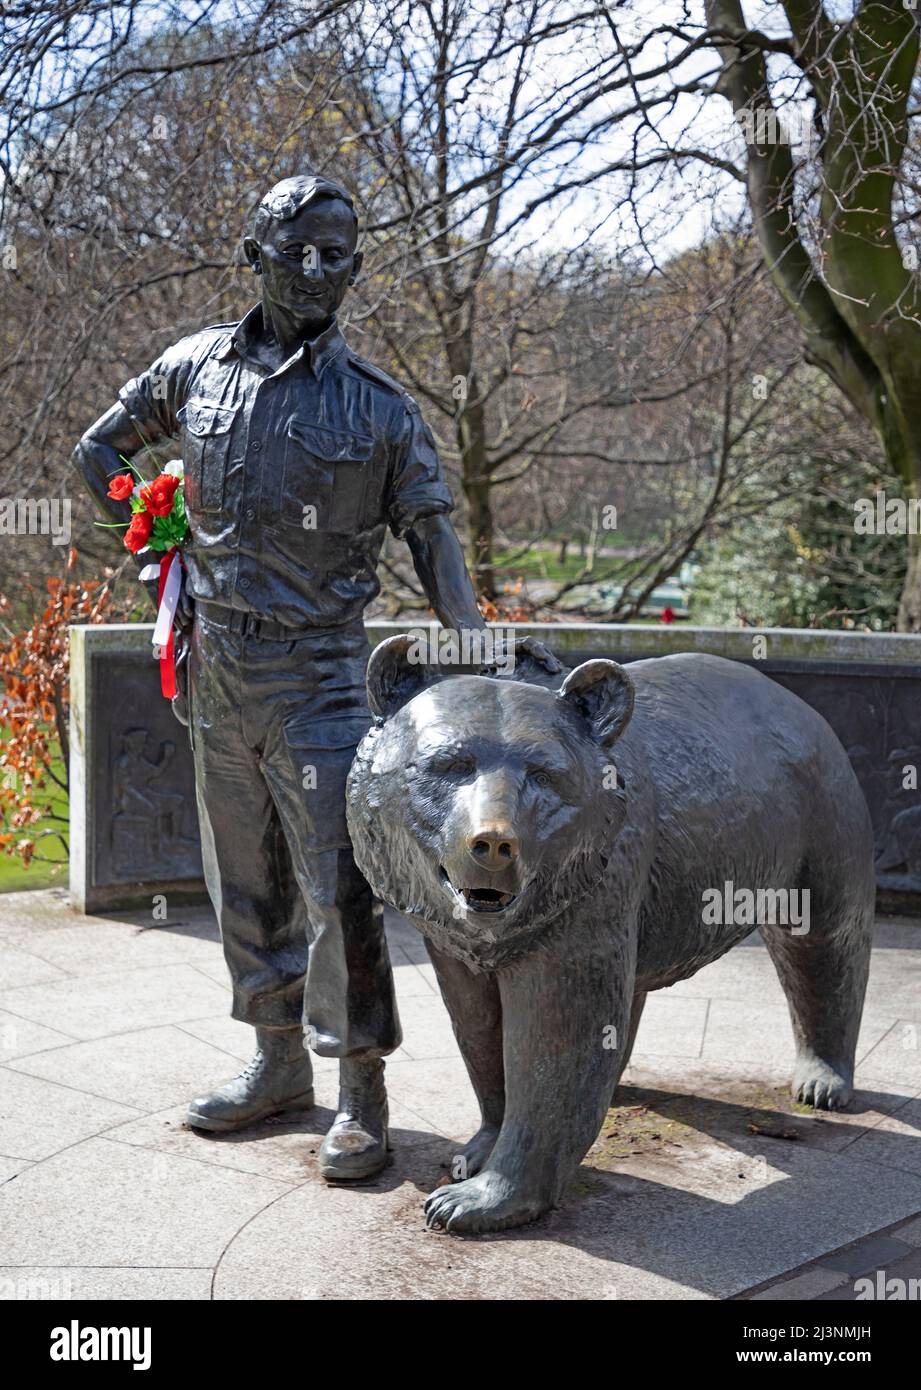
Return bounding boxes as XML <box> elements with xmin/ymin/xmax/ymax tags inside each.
<box><xmin>466</xmin><ymin>827</ymin><xmax>519</xmax><ymax>871</ymax></box>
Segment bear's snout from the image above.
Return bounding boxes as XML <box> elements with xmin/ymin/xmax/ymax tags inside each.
<box><xmin>439</xmin><ymin>817</ymin><xmax>524</xmax><ymax>920</ymax></box>
<box><xmin>466</xmin><ymin>825</ymin><xmax>520</xmax><ymax>870</ymax></box>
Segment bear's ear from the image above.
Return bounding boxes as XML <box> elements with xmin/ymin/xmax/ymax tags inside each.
<box><xmin>558</xmin><ymin>660</ymin><xmax>635</xmax><ymax>748</ymax></box>
<box><xmin>367</xmin><ymin>634</ymin><xmax>434</xmax><ymax>719</ymax></box>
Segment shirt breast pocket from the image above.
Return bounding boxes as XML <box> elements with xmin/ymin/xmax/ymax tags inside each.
<box><xmin>282</xmin><ymin>419</ymin><xmax>380</xmax><ymax>533</ymax></box>
<box><xmin>176</xmin><ymin>397</ymin><xmax>236</xmax><ymax>514</ymax></box>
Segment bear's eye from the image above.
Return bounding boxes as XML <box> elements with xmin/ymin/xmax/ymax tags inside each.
<box><xmin>427</xmin><ymin>752</ymin><xmax>474</xmax><ymax>777</ymax></box>
<box><xmin>530</xmin><ymin>769</ymin><xmax>554</xmax><ymax>788</ymax></box>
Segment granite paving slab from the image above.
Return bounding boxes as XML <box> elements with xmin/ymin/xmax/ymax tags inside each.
<box><xmin>0</xmin><ymin>890</ymin><xmax>919</xmax><ymax>1302</ymax></box>
<box><xmin>0</xmin><ymin>1267</ymin><xmax>213</xmax><ymax>1301</ymax></box>
<box><xmin>0</xmin><ymin>1137</ymin><xmax>290</xmax><ymax>1267</ymax></box>
<box><xmin>0</xmin><ymin>962</ymin><xmax>230</xmax><ymax>1040</ymax></box>
<box><xmin>7</xmin><ymin>1025</ymin><xmax>267</xmax><ymax>1112</ymax></box>
<box><xmin>0</xmin><ymin>1067</ymin><xmax>142</xmax><ymax>1160</ymax></box>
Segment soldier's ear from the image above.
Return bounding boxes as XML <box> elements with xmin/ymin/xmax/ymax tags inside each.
<box><xmin>558</xmin><ymin>660</ymin><xmax>634</xmax><ymax>749</ymax></box>
<box><xmin>349</xmin><ymin>249</ymin><xmax>363</xmax><ymax>282</ymax></box>
<box><xmin>243</xmin><ymin>236</ymin><xmax>262</xmax><ymax>274</ymax></box>
<box><xmin>367</xmin><ymin>634</ymin><xmax>433</xmax><ymax>718</ymax></box>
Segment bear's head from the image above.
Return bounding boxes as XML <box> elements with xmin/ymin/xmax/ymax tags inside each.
<box><xmin>346</xmin><ymin>635</ymin><xmax>635</xmax><ymax>971</ymax></box>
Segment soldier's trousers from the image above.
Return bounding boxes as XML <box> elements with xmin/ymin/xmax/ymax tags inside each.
<box><xmin>186</xmin><ymin>604</ymin><xmax>401</xmax><ymax>1057</ymax></box>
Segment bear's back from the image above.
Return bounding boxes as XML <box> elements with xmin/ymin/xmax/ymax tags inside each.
<box><xmin>617</xmin><ymin>653</ymin><xmax>870</xmax><ymax>986</ymax></box>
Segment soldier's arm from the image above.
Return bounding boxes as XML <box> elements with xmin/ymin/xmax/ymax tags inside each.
<box><xmin>72</xmin><ymin>402</ymin><xmax>151</xmax><ymax>507</ymax></box>
<box><xmin>405</xmin><ymin>514</ymin><xmax>485</xmax><ymax>632</ymax></box>
<box><xmin>407</xmin><ymin>515</ymin><xmax>561</xmax><ymax>675</ymax></box>
<box><xmin>388</xmin><ymin>401</ymin><xmax>483</xmax><ymax>632</ymax></box>
<box><xmin>392</xmin><ymin>404</ymin><xmax>560</xmax><ymax>673</ymax></box>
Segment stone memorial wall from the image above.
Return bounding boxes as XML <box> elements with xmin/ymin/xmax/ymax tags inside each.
<box><xmin>69</xmin><ymin>624</ymin><xmax>204</xmax><ymax>912</ymax></box>
<box><xmin>69</xmin><ymin>621</ymin><xmax>921</xmax><ymax>914</ymax></box>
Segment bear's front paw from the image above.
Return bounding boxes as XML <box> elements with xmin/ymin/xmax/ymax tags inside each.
<box><xmin>793</xmin><ymin>1055</ymin><xmax>853</xmax><ymax>1111</ymax></box>
<box><xmin>423</xmin><ymin>1170</ymin><xmax>549</xmax><ymax>1234</ymax></box>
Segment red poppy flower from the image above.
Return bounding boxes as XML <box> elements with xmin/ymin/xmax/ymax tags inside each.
<box><xmin>139</xmin><ymin>473</ymin><xmax>180</xmax><ymax>518</ymax></box>
<box><xmin>124</xmin><ymin>511</ymin><xmax>153</xmax><ymax>553</ymax></box>
<box><xmin>107</xmin><ymin>473</ymin><xmax>135</xmax><ymax>501</ymax></box>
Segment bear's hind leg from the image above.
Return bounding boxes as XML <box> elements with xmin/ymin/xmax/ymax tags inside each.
<box><xmin>426</xmin><ymin>942</ymin><xmax>505</xmax><ymax>1177</ymax></box>
<box><xmin>623</xmin><ymin>990</ymin><xmax>647</xmax><ymax>1072</ymax></box>
<box><xmin>611</xmin><ymin>990</ymin><xmax>647</xmax><ymax>1102</ymax></box>
<box><xmin>760</xmin><ymin>902</ymin><xmax>872</xmax><ymax>1111</ymax></box>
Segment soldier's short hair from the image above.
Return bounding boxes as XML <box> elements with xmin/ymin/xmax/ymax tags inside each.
<box><xmin>252</xmin><ymin>175</ymin><xmax>358</xmax><ymax>244</ymax></box>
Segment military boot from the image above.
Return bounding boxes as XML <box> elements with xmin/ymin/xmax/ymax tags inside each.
<box><xmin>187</xmin><ymin>1026</ymin><xmax>314</xmax><ymax>1133</ymax></box>
<box><xmin>318</xmin><ymin>1057</ymin><xmax>389</xmax><ymax>1180</ymax></box>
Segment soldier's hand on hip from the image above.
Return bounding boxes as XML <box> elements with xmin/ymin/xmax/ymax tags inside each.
<box><xmin>170</xmin><ymin>625</ymin><xmax>192</xmax><ymax>727</ymax></box>
<box><xmin>175</xmin><ymin>569</ymin><xmax>195</xmax><ymax>634</ymax></box>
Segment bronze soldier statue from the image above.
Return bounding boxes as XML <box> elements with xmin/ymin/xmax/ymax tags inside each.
<box><xmin>71</xmin><ymin>174</ymin><xmax>491</xmax><ymax>1180</ymax></box>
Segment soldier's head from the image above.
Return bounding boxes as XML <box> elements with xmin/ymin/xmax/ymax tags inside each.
<box><xmin>243</xmin><ymin>175</ymin><xmax>362</xmax><ymax>335</ymax></box>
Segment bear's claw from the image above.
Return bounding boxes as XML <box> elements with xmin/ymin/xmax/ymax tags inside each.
<box><xmin>793</xmin><ymin>1056</ymin><xmax>853</xmax><ymax>1111</ymax></box>
<box><xmin>424</xmin><ymin>1170</ymin><xmax>547</xmax><ymax>1234</ymax></box>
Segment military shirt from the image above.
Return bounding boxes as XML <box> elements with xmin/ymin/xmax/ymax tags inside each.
<box><xmin>114</xmin><ymin>303</ymin><xmax>454</xmax><ymax>629</ymax></box>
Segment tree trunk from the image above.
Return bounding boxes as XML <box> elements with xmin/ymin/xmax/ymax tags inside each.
<box><xmin>881</xmin><ymin>429</ymin><xmax>921</xmax><ymax>632</ymax></box>
<box><xmin>898</xmin><ymin>528</ymin><xmax>921</xmax><ymax>634</ymax></box>
<box><xmin>465</xmin><ymin>472</ymin><xmax>496</xmax><ymax>601</ymax></box>
<box><xmin>705</xmin><ymin>0</ymin><xmax>921</xmax><ymax>633</ymax></box>
<box><xmin>455</xmin><ymin>365</ymin><xmax>496</xmax><ymax>599</ymax></box>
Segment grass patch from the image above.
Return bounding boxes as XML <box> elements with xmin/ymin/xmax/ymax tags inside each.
<box><xmin>0</xmin><ymin>738</ymin><xmax>68</xmax><ymax>893</ymax></box>
<box><xmin>494</xmin><ymin>546</ymin><xmax>651</xmax><ymax>587</ymax></box>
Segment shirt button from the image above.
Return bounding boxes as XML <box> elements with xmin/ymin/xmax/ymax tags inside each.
<box><xmin>239</xmin><ymin>577</ymin><xmax>250</xmax><ymax>589</ymax></box>
<box><xmin>245</xmin><ymin>508</ymin><xmax>255</xmax><ymax>520</ymax></box>
<box><xmin>251</xmin><ymin>441</ymin><xmax>262</xmax><ymax>453</ymax></box>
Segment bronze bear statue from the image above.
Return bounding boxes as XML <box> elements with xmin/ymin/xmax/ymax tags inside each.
<box><xmin>346</xmin><ymin>636</ymin><xmax>875</xmax><ymax>1234</ymax></box>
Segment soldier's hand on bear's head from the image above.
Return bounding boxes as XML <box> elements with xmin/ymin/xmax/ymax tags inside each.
<box><xmin>514</xmin><ymin>635</ymin><xmax>563</xmax><ymax>675</ymax></box>
<box><xmin>488</xmin><ymin>634</ymin><xmax>566</xmax><ymax>689</ymax></box>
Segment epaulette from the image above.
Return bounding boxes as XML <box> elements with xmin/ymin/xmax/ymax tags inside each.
<box><xmin>347</xmin><ymin>353</ymin><xmax>420</xmax><ymax>410</ymax></box>
<box><xmin>169</xmin><ymin>321</ymin><xmax>238</xmax><ymax>352</ymax></box>
<box><xmin>192</xmin><ymin>321</ymin><xmax>240</xmax><ymax>361</ymax></box>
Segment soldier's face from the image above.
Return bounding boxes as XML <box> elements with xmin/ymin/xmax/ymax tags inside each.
<box><xmin>253</xmin><ymin>199</ymin><xmax>361</xmax><ymax>332</ymax></box>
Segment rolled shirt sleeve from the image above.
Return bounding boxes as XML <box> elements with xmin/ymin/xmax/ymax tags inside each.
<box><xmin>387</xmin><ymin>401</ymin><xmax>455</xmax><ymax>540</ymax></box>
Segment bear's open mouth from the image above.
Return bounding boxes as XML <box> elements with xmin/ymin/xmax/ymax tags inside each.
<box><xmin>439</xmin><ymin>868</ymin><xmax>518</xmax><ymax>914</ymax></box>
<box><xmin>461</xmin><ymin>886</ymin><xmax>517</xmax><ymax>912</ymax></box>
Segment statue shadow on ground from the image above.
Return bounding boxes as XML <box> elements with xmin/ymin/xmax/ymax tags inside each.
<box><xmin>193</xmin><ymin>1077</ymin><xmax>921</xmax><ymax>1298</ymax></box>
<box><xmin>186</xmin><ymin>1106</ymin><xmax>457</xmax><ymax>1199</ymax></box>
<box><xmin>103</xmin><ymin>906</ymin><xmax>220</xmax><ymax>939</ymax></box>
<box><xmin>395</xmin><ymin>1079</ymin><xmax>921</xmax><ymax>1289</ymax></box>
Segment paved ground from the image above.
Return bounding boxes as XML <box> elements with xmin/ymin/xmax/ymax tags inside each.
<box><xmin>0</xmin><ymin>889</ymin><xmax>919</xmax><ymax>1301</ymax></box>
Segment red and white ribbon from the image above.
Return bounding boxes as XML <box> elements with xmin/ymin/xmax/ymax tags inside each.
<box><xmin>139</xmin><ymin>547</ymin><xmax>183</xmax><ymax>698</ymax></box>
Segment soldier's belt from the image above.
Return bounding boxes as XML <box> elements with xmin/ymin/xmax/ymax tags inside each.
<box><xmin>196</xmin><ymin>601</ymin><xmax>358</xmax><ymax>644</ymax></box>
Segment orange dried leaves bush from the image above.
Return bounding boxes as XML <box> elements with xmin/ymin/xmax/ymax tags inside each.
<box><xmin>0</xmin><ymin>549</ymin><xmax>111</xmax><ymax>866</ymax></box>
